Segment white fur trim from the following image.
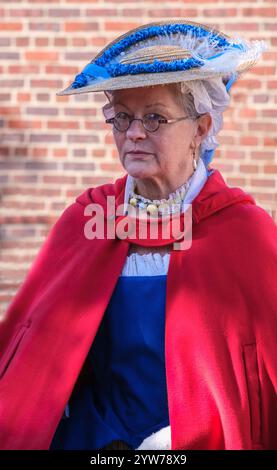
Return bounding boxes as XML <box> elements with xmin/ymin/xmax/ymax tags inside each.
<box><xmin>135</xmin><ymin>425</ymin><xmax>171</xmax><ymax>450</ymax></box>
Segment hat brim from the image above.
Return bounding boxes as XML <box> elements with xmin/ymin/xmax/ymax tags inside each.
<box><xmin>57</xmin><ymin>65</ymin><xmax>252</xmax><ymax>97</ymax></box>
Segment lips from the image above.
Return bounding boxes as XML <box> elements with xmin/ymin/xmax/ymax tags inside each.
<box><xmin>127</xmin><ymin>151</ymin><xmax>152</xmax><ymax>155</ymax></box>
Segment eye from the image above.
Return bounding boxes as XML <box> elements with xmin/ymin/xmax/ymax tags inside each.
<box><xmin>144</xmin><ymin>113</ymin><xmax>163</xmax><ymax>120</ymax></box>
<box><xmin>115</xmin><ymin>112</ymin><xmax>130</xmax><ymax>120</ymax></box>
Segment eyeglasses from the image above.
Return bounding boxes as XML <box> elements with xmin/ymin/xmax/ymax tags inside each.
<box><xmin>105</xmin><ymin>112</ymin><xmax>192</xmax><ymax>133</ymax></box>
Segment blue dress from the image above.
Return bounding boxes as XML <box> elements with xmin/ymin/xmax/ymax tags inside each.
<box><xmin>50</xmin><ymin>274</ymin><xmax>170</xmax><ymax>450</ymax></box>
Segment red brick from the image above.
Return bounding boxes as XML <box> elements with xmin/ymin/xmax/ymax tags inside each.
<box><xmin>67</xmin><ymin>134</ymin><xmax>98</xmax><ymax>144</ymax></box>
<box><xmin>81</xmin><ymin>176</ymin><xmax>114</xmax><ymax>186</ymax></box>
<box><xmin>72</xmin><ymin>38</ymin><xmax>87</xmax><ymax>47</ymax></box>
<box><xmin>64</xmin><ymin>108</ymin><xmax>96</xmax><ymax>117</ymax></box>
<box><xmin>13</xmin><ymin>175</ymin><xmax>38</xmax><ymax>183</ymax></box>
<box><xmin>85</xmin><ymin>122</ymin><xmax>106</xmax><ymax>131</ymax></box>
<box><xmin>15</xmin><ymin>38</ymin><xmax>29</xmax><ymax>47</ymax></box>
<box><xmin>30</xmin><ymin>79</ymin><xmax>63</xmax><ymax>88</ymax></box>
<box><xmin>29</xmin><ymin>134</ymin><xmax>61</xmax><ymax>143</ymax></box>
<box><xmin>63</xmin><ymin>162</ymin><xmax>96</xmax><ymax>171</ymax></box>
<box><xmin>217</xmin><ymin>135</ymin><xmax>235</xmax><ymax>145</ymax></box>
<box><xmin>251</xmin><ymin>151</ymin><xmax>275</xmax><ymax>160</ymax></box>
<box><xmin>224</xmin><ymin>151</ymin><xmax>246</xmax><ymax>160</ymax></box>
<box><xmin>104</xmin><ymin>22</ymin><xmax>141</xmax><ymax>31</ymax></box>
<box><xmin>236</xmin><ymin>79</ymin><xmax>262</xmax><ymax>89</ymax></box>
<box><xmin>253</xmin><ymin>94</ymin><xmax>269</xmax><ymax>104</ymax></box>
<box><xmin>49</xmin><ymin>9</ymin><xmax>80</xmax><ymax>17</ymax></box>
<box><xmin>239</xmin><ymin>109</ymin><xmax>257</xmax><ymax>118</ymax></box>
<box><xmin>214</xmin><ymin>163</ymin><xmax>234</xmax><ymax>172</ymax></box>
<box><xmin>9</xmin><ymin>65</ymin><xmax>40</xmax><ymax>74</ymax></box>
<box><xmin>251</xmin><ymin>192</ymin><xmax>274</xmax><ymax>202</ymax></box>
<box><xmin>73</xmin><ymin>149</ymin><xmax>87</xmax><ymax>157</ymax></box>
<box><xmin>0</xmin><ymin>216</ymin><xmax>56</xmax><ymax>225</ymax></box>
<box><xmin>250</xmin><ymin>179</ymin><xmax>275</xmax><ymax>188</ymax></box>
<box><xmin>64</xmin><ymin>22</ymin><xmax>99</xmax><ymax>32</ymax></box>
<box><xmin>8</xmin><ymin>8</ymin><xmax>43</xmax><ymax>17</ymax></box>
<box><xmin>203</xmin><ymin>8</ymin><xmax>237</xmax><ymax>16</ymax></box>
<box><xmin>35</xmin><ymin>38</ymin><xmax>49</xmax><ymax>47</ymax></box>
<box><xmin>31</xmin><ymin>148</ymin><xmax>48</xmax><ymax>158</ymax></box>
<box><xmin>264</xmin><ymin>165</ymin><xmax>277</xmax><ymax>174</ymax></box>
<box><xmin>66</xmin><ymin>0</ymin><xmax>99</xmax><ymax>3</ymax></box>
<box><xmin>64</xmin><ymin>52</ymin><xmax>94</xmax><ymax>61</ymax></box>
<box><xmin>26</xmin><ymin>107</ymin><xmax>58</xmax><ymax>116</ymax></box>
<box><xmin>17</xmin><ymin>93</ymin><xmax>32</xmax><ymax>102</ymax></box>
<box><xmin>92</xmin><ymin>149</ymin><xmax>105</xmax><ymax>158</ymax></box>
<box><xmin>223</xmin><ymin>23</ymin><xmax>258</xmax><ymax>31</ymax></box>
<box><xmin>46</xmin><ymin>65</ymin><xmax>79</xmax><ymax>74</ymax></box>
<box><xmin>3</xmin><ymin>187</ymin><xmax>61</xmax><ymax>198</ymax></box>
<box><xmin>262</xmin><ymin>110</ymin><xmax>277</xmax><ymax>118</ymax></box>
<box><xmin>8</xmin><ymin>120</ymin><xmax>42</xmax><ymax>129</ymax></box>
<box><xmin>86</xmin><ymin>9</ymin><xmax>117</xmax><ymax>16</ymax></box>
<box><xmin>36</xmin><ymin>93</ymin><xmax>51</xmax><ymax>101</ymax></box>
<box><xmin>249</xmin><ymin>66</ymin><xmax>276</xmax><ymax>76</ymax></box>
<box><xmin>149</xmin><ymin>9</ymin><xmax>197</xmax><ymax>17</ymax></box>
<box><xmin>249</xmin><ymin>123</ymin><xmax>277</xmax><ymax>132</ymax></box>
<box><xmin>240</xmin><ymin>165</ymin><xmax>259</xmax><ymax>173</ymax></box>
<box><xmin>43</xmin><ymin>175</ymin><xmax>77</xmax><ymax>184</ymax></box>
<box><xmin>0</xmin><ymin>106</ymin><xmax>20</xmax><ymax>115</ymax></box>
<box><xmin>263</xmin><ymin>52</ymin><xmax>277</xmax><ymax>61</ymax></box>
<box><xmin>53</xmin><ymin>149</ymin><xmax>68</xmax><ymax>158</ymax></box>
<box><xmin>54</xmin><ymin>38</ymin><xmax>68</xmax><ymax>47</ymax></box>
<box><xmin>0</xmin><ymin>147</ymin><xmax>9</xmax><ymax>156</ymax></box>
<box><xmin>267</xmin><ymin>80</ymin><xmax>277</xmax><ymax>89</ymax></box>
<box><xmin>1</xmin><ymin>200</ymin><xmax>44</xmax><ymax>210</ymax></box>
<box><xmin>100</xmin><ymin>162</ymin><xmax>123</xmax><ymax>172</ymax></box>
<box><xmin>0</xmin><ymin>38</ymin><xmax>10</xmax><ymax>46</ymax></box>
<box><xmin>242</xmin><ymin>7</ymin><xmax>277</xmax><ymax>17</ymax></box>
<box><xmin>47</xmin><ymin>120</ymin><xmax>79</xmax><ymax>130</ymax></box>
<box><xmin>0</xmin><ymin>52</ymin><xmax>19</xmax><ymax>60</ymax></box>
<box><xmin>226</xmin><ymin>177</ymin><xmax>246</xmax><ymax>187</ymax></box>
<box><xmin>25</xmin><ymin>51</ymin><xmax>59</xmax><ymax>61</ymax></box>
<box><xmin>0</xmin><ymin>23</ymin><xmax>22</xmax><ymax>31</ymax></box>
<box><xmin>265</xmin><ymin>23</ymin><xmax>277</xmax><ymax>32</ymax></box>
<box><xmin>264</xmin><ymin>137</ymin><xmax>277</xmax><ymax>146</ymax></box>
<box><xmin>240</xmin><ymin>136</ymin><xmax>259</xmax><ymax>146</ymax></box>
<box><xmin>66</xmin><ymin>188</ymin><xmax>84</xmax><ymax>198</ymax></box>
<box><xmin>29</xmin><ymin>23</ymin><xmax>60</xmax><ymax>32</ymax></box>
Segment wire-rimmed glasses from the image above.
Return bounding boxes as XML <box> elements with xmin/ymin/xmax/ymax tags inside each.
<box><xmin>105</xmin><ymin>112</ymin><xmax>192</xmax><ymax>133</ymax></box>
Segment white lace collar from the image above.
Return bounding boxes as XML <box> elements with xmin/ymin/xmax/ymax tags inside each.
<box><xmin>123</xmin><ymin>157</ymin><xmax>208</xmax><ymax>215</ymax></box>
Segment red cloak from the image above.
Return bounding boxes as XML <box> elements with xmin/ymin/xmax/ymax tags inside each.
<box><xmin>0</xmin><ymin>169</ymin><xmax>276</xmax><ymax>450</ymax></box>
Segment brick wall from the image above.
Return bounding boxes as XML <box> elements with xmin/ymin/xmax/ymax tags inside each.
<box><xmin>0</xmin><ymin>0</ymin><xmax>276</xmax><ymax>317</ymax></box>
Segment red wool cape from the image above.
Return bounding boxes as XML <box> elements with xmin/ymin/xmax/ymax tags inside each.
<box><xmin>0</xmin><ymin>169</ymin><xmax>276</xmax><ymax>450</ymax></box>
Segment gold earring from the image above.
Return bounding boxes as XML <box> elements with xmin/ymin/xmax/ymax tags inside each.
<box><xmin>192</xmin><ymin>149</ymin><xmax>197</xmax><ymax>172</ymax></box>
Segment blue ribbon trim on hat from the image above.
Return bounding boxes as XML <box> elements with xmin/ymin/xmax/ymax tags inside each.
<box><xmin>71</xmin><ymin>63</ymin><xmax>111</xmax><ymax>89</ymax></box>
<box><xmin>96</xmin><ymin>24</ymin><xmax>230</xmax><ymax>67</ymax></box>
<box><xmin>70</xmin><ymin>23</ymin><xmax>237</xmax><ymax>88</ymax></box>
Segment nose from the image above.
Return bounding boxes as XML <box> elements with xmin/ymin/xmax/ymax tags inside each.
<box><xmin>125</xmin><ymin>118</ymin><xmax>147</xmax><ymax>140</ymax></box>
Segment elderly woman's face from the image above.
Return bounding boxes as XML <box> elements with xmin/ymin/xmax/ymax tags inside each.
<box><xmin>111</xmin><ymin>84</ymin><xmax>201</xmax><ymax>188</ymax></box>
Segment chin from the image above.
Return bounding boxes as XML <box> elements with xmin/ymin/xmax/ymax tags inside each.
<box><xmin>124</xmin><ymin>162</ymin><xmax>156</xmax><ymax>179</ymax></box>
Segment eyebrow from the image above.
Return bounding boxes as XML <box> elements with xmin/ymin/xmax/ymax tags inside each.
<box><xmin>113</xmin><ymin>101</ymin><xmax>168</xmax><ymax>111</ymax></box>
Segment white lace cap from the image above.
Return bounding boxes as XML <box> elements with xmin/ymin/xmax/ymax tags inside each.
<box><xmin>180</xmin><ymin>76</ymin><xmax>231</xmax><ymax>159</ymax></box>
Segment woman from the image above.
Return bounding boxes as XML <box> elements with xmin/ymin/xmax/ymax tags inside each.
<box><xmin>0</xmin><ymin>20</ymin><xmax>276</xmax><ymax>451</ymax></box>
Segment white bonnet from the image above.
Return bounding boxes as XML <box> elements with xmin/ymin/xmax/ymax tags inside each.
<box><xmin>180</xmin><ymin>74</ymin><xmax>236</xmax><ymax>166</ymax></box>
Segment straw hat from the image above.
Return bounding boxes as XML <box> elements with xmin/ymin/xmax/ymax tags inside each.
<box><xmin>57</xmin><ymin>19</ymin><xmax>267</xmax><ymax>96</ymax></box>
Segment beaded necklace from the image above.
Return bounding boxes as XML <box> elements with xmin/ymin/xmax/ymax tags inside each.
<box><xmin>128</xmin><ymin>179</ymin><xmax>191</xmax><ymax>216</ymax></box>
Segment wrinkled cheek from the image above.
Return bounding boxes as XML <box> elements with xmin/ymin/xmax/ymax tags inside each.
<box><xmin>113</xmin><ymin>133</ymin><xmax>124</xmax><ymax>155</ymax></box>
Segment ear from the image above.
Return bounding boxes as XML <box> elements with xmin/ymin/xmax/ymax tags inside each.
<box><xmin>194</xmin><ymin>113</ymin><xmax>212</xmax><ymax>147</ymax></box>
